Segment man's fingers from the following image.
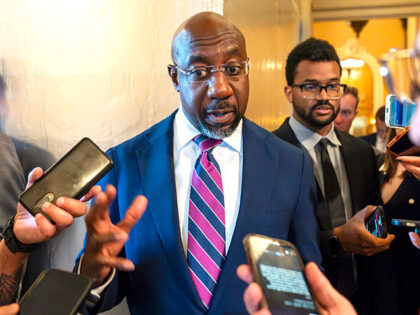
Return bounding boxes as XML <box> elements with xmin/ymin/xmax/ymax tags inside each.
<box><xmin>86</xmin><ymin>191</ymin><xmax>112</xmax><ymax>223</ymax></box>
<box><xmin>86</xmin><ymin>185</ymin><xmax>116</xmax><ymax>223</ymax></box>
<box><xmin>95</xmin><ymin>255</ymin><xmax>135</xmax><ymax>272</ymax></box>
<box><xmin>397</xmin><ymin>155</ymin><xmax>420</xmax><ymax>166</ymax></box>
<box><xmin>90</xmin><ymin>232</ymin><xmax>128</xmax><ymax>246</ymax></box>
<box><xmin>361</xmin><ymin>205</ymin><xmax>378</xmax><ymax>221</ymax></box>
<box><xmin>243</xmin><ymin>282</ymin><xmax>266</xmax><ymax>314</ymax></box>
<box><xmin>409</xmin><ymin>232</ymin><xmax>420</xmax><ymax>249</ymax></box>
<box><xmin>117</xmin><ymin>196</ymin><xmax>148</xmax><ymax>233</ymax></box>
<box><xmin>42</xmin><ymin>202</ymin><xmax>74</xmax><ymax>230</ymax></box>
<box><xmin>237</xmin><ymin>264</ymin><xmax>254</xmax><ymax>284</ymax></box>
<box><xmin>305</xmin><ymin>262</ymin><xmax>336</xmax><ymax>309</ymax></box>
<box><xmin>80</xmin><ymin>185</ymin><xmax>102</xmax><ymax>202</ymax></box>
<box><xmin>33</xmin><ymin>213</ymin><xmax>58</xmax><ymax>239</ymax></box>
<box><xmin>396</xmin><ymin>156</ymin><xmax>420</xmax><ymax>180</ymax></box>
<box><xmin>56</xmin><ymin>197</ymin><xmax>88</xmax><ymax>217</ymax></box>
<box><xmin>26</xmin><ymin>167</ymin><xmax>43</xmax><ymax>188</ymax></box>
<box><xmin>0</xmin><ymin>303</ymin><xmax>19</xmax><ymax>315</ymax></box>
<box><xmin>359</xmin><ymin>231</ymin><xmax>394</xmax><ymax>250</ymax></box>
<box><xmin>104</xmin><ymin>185</ymin><xmax>117</xmax><ymax>207</ymax></box>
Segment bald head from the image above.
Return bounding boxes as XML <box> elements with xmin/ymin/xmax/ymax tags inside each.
<box><xmin>171</xmin><ymin>12</ymin><xmax>246</xmax><ymax>66</ymax></box>
<box><xmin>167</xmin><ymin>12</ymin><xmax>249</xmax><ymax>139</ymax></box>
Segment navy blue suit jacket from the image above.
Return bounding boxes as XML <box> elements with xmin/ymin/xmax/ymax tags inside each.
<box><xmin>83</xmin><ymin>112</ymin><xmax>321</xmax><ymax>314</ymax></box>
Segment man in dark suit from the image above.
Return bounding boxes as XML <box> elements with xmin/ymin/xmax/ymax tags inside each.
<box><xmin>76</xmin><ymin>12</ymin><xmax>321</xmax><ymax>314</ymax></box>
<box><xmin>272</xmin><ymin>38</ymin><xmax>394</xmax><ymax>314</ymax></box>
<box><xmin>359</xmin><ymin>106</ymin><xmax>387</xmax><ymax>153</ymax></box>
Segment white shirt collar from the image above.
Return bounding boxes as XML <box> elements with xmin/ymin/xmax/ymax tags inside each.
<box><xmin>173</xmin><ymin>106</ymin><xmax>242</xmax><ymax>153</ymax></box>
<box><xmin>289</xmin><ymin>114</ymin><xmax>341</xmax><ymax>151</ymax></box>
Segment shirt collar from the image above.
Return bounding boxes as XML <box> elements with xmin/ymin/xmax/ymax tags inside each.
<box><xmin>173</xmin><ymin>106</ymin><xmax>242</xmax><ymax>153</ymax></box>
<box><xmin>289</xmin><ymin>114</ymin><xmax>341</xmax><ymax>152</ymax></box>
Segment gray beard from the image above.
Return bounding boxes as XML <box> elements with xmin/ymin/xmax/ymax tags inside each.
<box><xmin>197</xmin><ymin>119</ymin><xmax>240</xmax><ymax>139</ymax></box>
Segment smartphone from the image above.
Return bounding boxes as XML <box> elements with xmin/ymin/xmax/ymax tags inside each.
<box><xmin>243</xmin><ymin>234</ymin><xmax>319</xmax><ymax>315</ymax></box>
<box><xmin>392</xmin><ymin>218</ymin><xmax>420</xmax><ymax>234</ymax></box>
<box><xmin>19</xmin><ymin>269</ymin><xmax>92</xmax><ymax>315</ymax></box>
<box><xmin>365</xmin><ymin>206</ymin><xmax>387</xmax><ymax>238</ymax></box>
<box><xmin>19</xmin><ymin>137</ymin><xmax>113</xmax><ymax>219</ymax></box>
<box><xmin>385</xmin><ymin>94</ymin><xmax>417</xmax><ymax>128</ymax></box>
<box><xmin>387</xmin><ymin>127</ymin><xmax>420</xmax><ymax>156</ymax></box>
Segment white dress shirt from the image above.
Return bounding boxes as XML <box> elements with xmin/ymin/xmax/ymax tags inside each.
<box><xmin>289</xmin><ymin>115</ymin><xmax>353</xmax><ymax>223</ymax></box>
<box><xmin>173</xmin><ymin>107</ymin><xmax>243</xmax><ymax>255</ymax></box>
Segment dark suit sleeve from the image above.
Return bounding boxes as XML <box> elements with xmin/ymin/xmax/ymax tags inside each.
<box><xmin>289</xmin><ymin>152</ymin><xmax>322</xmax><ymax>268</ymax></box>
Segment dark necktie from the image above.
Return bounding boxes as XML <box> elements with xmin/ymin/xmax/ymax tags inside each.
<box><xmin>319</xmin><ymin>138</ymin><xmax>346</xmax><ymax>227</ymax></box>
<box><xmin>319</xmin><ymin>138</ymin><xmax>355</xmax><ymax>298</ymax></box>
<box><xmin>187</xmin><ymin>135</ymin><xmax>225</xmax><ymax>309</ymax></box>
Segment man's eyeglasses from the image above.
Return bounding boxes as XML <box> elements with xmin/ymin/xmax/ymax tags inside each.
<box><xmin>291</xmin><ymin>83</ymin><xmax>347</xmax><ymax>100</ymax></box>
<box><xmin>169</xmin><ymin>59</ymin><xmax>250</xmax><ymax>83</ymax></box>
<box><xmin>379</xmin><ymin>48</ymin><xmax>420</xmax><ymax>103</ymax></box>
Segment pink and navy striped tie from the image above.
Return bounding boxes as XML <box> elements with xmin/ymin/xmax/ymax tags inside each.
<box><xmin>187</xmin><ymin>135</ymin><xmax>226</xmax><ymax>309</ymax></box>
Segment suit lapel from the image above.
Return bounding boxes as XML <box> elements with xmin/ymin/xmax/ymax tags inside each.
<box><xmin>273</xmin><ymin>118</ymin><xmax>302</xmax><ymax>148</ymax></box>
<box><xmin>210</xmin><ymin>119</ymin><xmax>279</xmax><ymax>308</ymax></box>
<box><xmin>136</xmin><ymin>114</ymin><xmax>205</xmax><ymax>311</ymax></box>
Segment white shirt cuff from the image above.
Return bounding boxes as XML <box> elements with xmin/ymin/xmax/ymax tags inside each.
<box><xmin>77</xmin><ymin>253</ymin><xmax>116</xmax><ymax>297</ymax></box>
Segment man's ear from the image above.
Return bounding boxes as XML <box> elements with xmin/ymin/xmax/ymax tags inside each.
<box><xmin>168</xmin><ymin>65</ymin><xmax>179</xmax><ymax>92</ymax></box>
<box><xmin>284</xmin><ymin>85</ymin><xmax>293</xmax><ymax>103</ymax></box>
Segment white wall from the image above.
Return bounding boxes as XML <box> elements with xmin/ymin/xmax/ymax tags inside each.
<box><xmin>0</xmin><ymin>0</ymin><xmax>201</xmax><ymax>271</ymax></box>
<box><xmin>0</xmin><ymin>0</ymin><xmax>201</xmax><ymax>157</ymax></box>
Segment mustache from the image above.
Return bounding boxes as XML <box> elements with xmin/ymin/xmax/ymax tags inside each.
<box><xmin>311</xmin><ymin>100</ymin><xmax>334</xmax><ymax>110</ymax></box>
<box><xmin>205</xmin><ymin>100</ymin><xmax>236</xmax><ymax>112</ymax></box>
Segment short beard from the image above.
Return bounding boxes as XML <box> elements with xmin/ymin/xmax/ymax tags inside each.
<box><xmin>198</xmin><ymin>101</ymin><xmax>241</xmax><ymax>139</ymax></box>
<box><xmin>292</xmin><ymin>100</ymin><xmax>339</xmax><ymax>127</ymax></box>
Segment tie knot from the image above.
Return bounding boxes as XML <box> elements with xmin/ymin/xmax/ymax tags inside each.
<box><xmin>193</xmin><ymin>135</ymin><xmax>222</xmax><ymax>153</ymax></box>
<box><xmin>319</xmin><ymin>138</ymin><xmax>330</xmax><ymax>149</ymax></box>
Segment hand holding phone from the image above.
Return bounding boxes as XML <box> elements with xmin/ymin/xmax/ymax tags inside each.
<box><xmin>243</xmin><ymin>234</ymin><xmax>319</xmax><ymax>314</ymax></box>
<box><xmin>18</xmin><ymin>138</ymin><xmax>113</xmax><ymax>220</ymax></box>
<box><xmin>237</xmin><ymin>262</ymin><xmax>357</xmax><ymax>315</ymax></box>
<box><xmin>365</xmin><ymin>206</ymin><xmax>387</xmax><ymax>238</ymax></box>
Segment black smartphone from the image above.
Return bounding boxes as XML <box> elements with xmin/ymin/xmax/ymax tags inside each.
<box><xmin>392</xmin><ymin>218</ymin><xmax>420</xmax><ymax>234</ymax></box>
<box><xmin>365</xmin><ymin>206</ymin><xmax>388</xmax><ymax>238</ymax></box>
<box><xmin>387</xmin><ymin>127</ymin><xmax>420</xmax><ymax>156</ymax></box>
<box><xmin>243</xmin><ymin>234</ymin><xmax>319</xmax><ymax>315</ymax></box>
<box><xmin>18</xmin><ymin>137</ymin><xmax>113</xmax><ymax>219</ymax></box>
<box><xmin>385</xmin><ymin>94</ymin><xmax>417</xmax><ymax>128</ymax></box>
<box><xmin>19</xmin><ymin>269</ymin><xmax>92</xmax><ymax>315</ymax></box>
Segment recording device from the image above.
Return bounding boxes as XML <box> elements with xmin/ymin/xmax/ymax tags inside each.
<box><xmin>365</xmin><ymin>206</ymin><xmax>387</xmax><ymax>238</ymax></box>
<box><xmin>392</xmin><ymin>218</ymin><xmax>420</xmax><ymax>235</ymax></box>
<box><xmin>385</xmin><ymin>94</ymin><xmax>417</xmax><ymax>128</ymax></box>
<box><xmin>387</xmin><ymin>127</ymin><xmax>420</xmax><ymax>156</ymax></box>
<box><xmin>243</xmin><ymin>234</ymin><xmax>319</xmax><ymax>315</ymax></box>
<box><xmin>19</xmin><ymin>137</ymin><xmax>113</xmax><ymax>219</ymax></box>
<box><xmin>19</xmin><ymin>269</ymin><xmax>92</xmax><ymax>315</ymax></box>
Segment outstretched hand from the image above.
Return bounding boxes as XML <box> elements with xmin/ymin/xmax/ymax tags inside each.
<box><xmin>14</xmin><ymin>167</ymin><xmax>98</xmax><ymax>245</ymax></box>
<box><xmin>80</xmin><ymin>185</ymin><xmax>147</xmax><ymax>287</ymax></box>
